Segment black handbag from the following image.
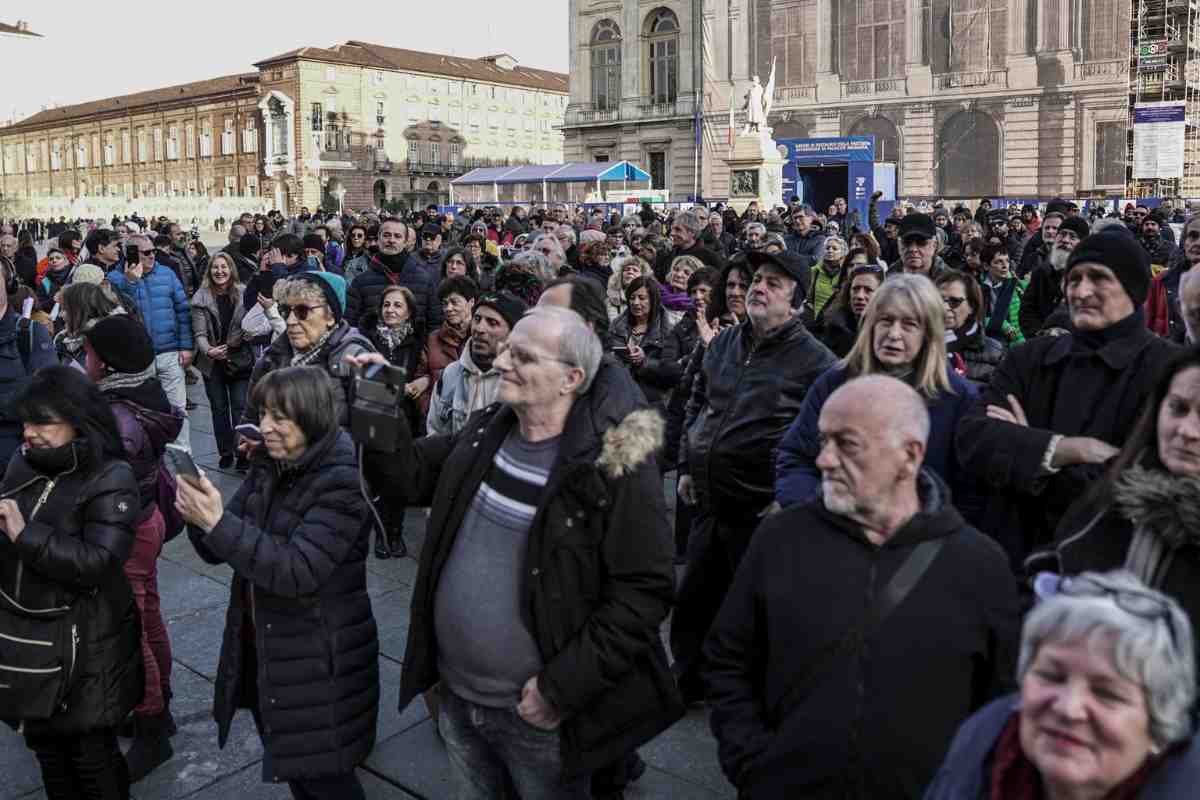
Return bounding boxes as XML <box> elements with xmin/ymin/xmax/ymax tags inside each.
<box><xmin>0</xmin><ymin>477</ymin><xmax>89</xmax><ymax>720</ymax></box>
<box><xmin>0</xmin><ymin>586</ymin><xmax>87</xmax><ymax>720</ymax></box>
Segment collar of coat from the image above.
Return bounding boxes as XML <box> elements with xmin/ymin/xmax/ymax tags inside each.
<box><xmin>1114</xmin><ymin>464</ymin><xmax>1200</xmax><ymax>550</ymax></box>
<box><xmin>811</xmin><ymin>469</ymin><xmax>966</xmax><ymax>549</ymax></box>
<box><xmin>1041</xmin><ymin>321</ymin><xmax>1158</xmax><ymax>371</ymax></box>
<box><xmin>472</xmin><ymin>402</ymin><xmax>663</xmax><ymax>481</ymax></box>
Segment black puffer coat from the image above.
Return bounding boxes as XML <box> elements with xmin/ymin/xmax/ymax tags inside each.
<box><xmin>681</xmin><ymin>317</ymin><xmax>836</xmax><ymax>521</ymax></box>
<box><xmin>812</xmin><ymin>304</ymin><xmax>860</xmax><ymax>358</ymax></box>
<box><xmin>947</xmin><ymin>326</ymin><xmax>1006</xmax><ymax>385</ymax></box>
<box><xmin>0</xmin><ymin>443</ymin><xmax>141</xmax><ymax>736</ymax></box>
<box><xmin>380</xmin><ymin>359</ymin><xmax>684</xmax><ymax>777</ymax></box>
<box><xmin>188</xmin><ymin>429</ymin><xmax>378</xmax><ymax>783</ymax></box>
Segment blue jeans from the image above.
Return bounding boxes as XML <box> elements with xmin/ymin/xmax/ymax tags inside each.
<box><xmin>438</xmin><ymin>686</ymin><xmax>591</xmax><ymax>800</ymax></box>
<box><xmin>203</xmin><ymin>366</ymin><xmax>248</xmax><ymax>457</ymax></box>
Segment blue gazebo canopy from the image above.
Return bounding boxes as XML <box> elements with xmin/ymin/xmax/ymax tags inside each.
<box><xmin>451</xmin><ymin>161</ymin><xmax>651</xmax><ymax>186</ymax></box>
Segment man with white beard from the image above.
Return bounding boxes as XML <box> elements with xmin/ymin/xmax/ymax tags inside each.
<box><xmin>1180</xmin><ymin>269</ymin><xmax>1200</xmax><ymax>344</ymax></box>
<box><xmin>1018</xmin><ymin>216</ymin><xmax>1090</xmax><ymax>339</ymax></box>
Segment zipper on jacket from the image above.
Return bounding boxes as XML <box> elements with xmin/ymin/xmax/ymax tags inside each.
<box><xmin>12</xmin><ymin>478</ymin><xmax>57</xmax><ymax>605</ymax></box>
<box><xmin>61</xmin><ymin>624</ymin><xmax>78</xmax><ymax>711</ymax></box>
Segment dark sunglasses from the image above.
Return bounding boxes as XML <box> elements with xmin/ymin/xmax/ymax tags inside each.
<box><xmin>139</xmin><ymin>249</ymin><xmax>156</xmax><ymax>257</ymax></box>
<box><xmin>849</xmin><ymin>264</ymin><xmax>885</xmax><ymax>278</ymax></box>
<box><xmin>941</xmin><ymin>295</ymin><xmax>968</xmax><ymax>309</ymax></box>
<box><xmin>279</xmin><ymin>303</ymin><xmax>326</xmax><ymax>321</ymax></box>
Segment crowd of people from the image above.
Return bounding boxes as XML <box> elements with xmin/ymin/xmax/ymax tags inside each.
<box><xmin>2</xmin><ymin>190</ymin><xmax>1200</xmax><ymax>800</ymax></box>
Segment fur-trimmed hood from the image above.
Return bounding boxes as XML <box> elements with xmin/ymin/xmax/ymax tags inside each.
<box><xmin>1115</xmin><ymin>465</ymin><xmax>1200</xmax><ymax>550</ymax></box>
<box><xmin>596</xmin><ymin>408</ymin><xmax>664</xmax><ymax>479</ymax></box>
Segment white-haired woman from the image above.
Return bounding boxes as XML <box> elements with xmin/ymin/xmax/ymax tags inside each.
<box><xmin>926</xmin><ymin>569</ymin><xmax>1199</xmax><ymax>799</ymax></box>
<box><xmin>775</xmin><ymin>274</ymin><xmax>981</xmax><ymax>516</ymax></box>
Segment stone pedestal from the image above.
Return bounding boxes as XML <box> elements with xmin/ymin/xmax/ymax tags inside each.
<box><xmin>724</xmin><ymin>129</ymin><xmax>787</xmax><ymax>212</ymax></box>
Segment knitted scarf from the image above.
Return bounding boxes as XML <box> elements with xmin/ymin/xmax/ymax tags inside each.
<box><xmin>97</xmin><ymin>364</ymin><xmax>157</xmax><ymax>393</ymax></box>
<box><xmin>290</xmin><ymin>327</ymin><xmax>335</xmax><ymax>367</ymax></box>
<box><xmin>376</xmin><ymin>321</ymin><xmax>413</xmax><ymax>354</ymax></box>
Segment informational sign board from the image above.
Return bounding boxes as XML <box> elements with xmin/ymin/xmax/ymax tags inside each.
<box><xmin>777</xmin><ymin>137</ymin><xmax>876</xmax><ymax>222</ymax></box>
<box><xmin>1138</xmin><ymin>40</ymin><xmax>1169</xmax><ymax>73</ymax></box>
<box><xmin>1134</xmin><ymin>102</ymin><xmax>1186</xmax><ymax>180</ymax></box>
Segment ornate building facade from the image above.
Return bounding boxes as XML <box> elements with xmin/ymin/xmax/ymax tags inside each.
<box><xmin>564</xmin><ymin>0</ymin><xmax>1132</xmax><ymax>201</ymax></box>
<box><xmin>0</xmin><ymin>41</ymin><xmax>567</xmax><ymax>218</ymax></box>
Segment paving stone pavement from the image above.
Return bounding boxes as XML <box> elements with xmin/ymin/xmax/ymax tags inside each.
<box><xmin>1</xmin><ymin>374</ymin><xmax>735</xmax><ymax>799</ymax></box>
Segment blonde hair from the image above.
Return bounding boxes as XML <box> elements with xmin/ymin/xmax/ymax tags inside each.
<box><xmin>607</xmin><ymin>255</ymin><xmax>654</xmax><ymax>308</ymax></box>
<box><xmin>842</xmin><ymin>273</ymin><xmax>954</xmax><ymax>399</ymax></box>
<box><xmin>201</xmin><ymin>252</ymin><xmax>242</xmax><ymax>295</ymax></box>
<box><xmin>670</xmin><ymin>255</ymin><xmax>705</xmax><ymax>277</ymax></box>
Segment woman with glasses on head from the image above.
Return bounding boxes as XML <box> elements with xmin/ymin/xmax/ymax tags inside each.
<box><xmin>1028</xmin><ymin>348</ymin><xmax>1200</xmax><ymax>663</ymax></box>
<box><xmin>776</xmin><ymin>274</ymin><xmax>981</xmax><ymax>518</ymax></box>
<box><xmin>812</xmin><ymin>249</ymin><xmax>884</xmax><ymax>358</ymax></box>
<box><xmin>241</xmin><ymin>273</ymin><xmax>374</xmax><ymax>442</ymax></box>
<box><xmin>926</xmin><ymin>569</ymin><xmax>1200</xmax><ymax>799</ymax></box>
<box><xmin>936</xmin><ymin>270</ymin><xmax>1006</xmax><ymax>385</ymax></box>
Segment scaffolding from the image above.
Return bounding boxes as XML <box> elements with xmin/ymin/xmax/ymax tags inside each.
<box><xmin>1129</xmin><ymin>0</ymin><xmax>1200</xmax><ymax>197</ymax></box>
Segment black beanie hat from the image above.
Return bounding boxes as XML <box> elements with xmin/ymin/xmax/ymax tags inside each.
<box><xmin>83</xmin><ymin>314</ymin><xmax>154</xmax><ymax>374</ymax></box>
<box><xmin>1058</xmin><ymin>216</ymin><xmax>1090</xmax><ymax>240</ymax></box>
<box><xmin>302</xmin><ymin>233</ymin><xmax>325</xmax><ymax>252</ymax></box>
<box><xmin>1066</xmin><ymin>228</ymin><xmax>1151</xmax><ymax>306</ymax></box>
<box><xmin>474</xmin><ymin>290</ymin><xmax>528</xmax><ymax>331</ymax></box>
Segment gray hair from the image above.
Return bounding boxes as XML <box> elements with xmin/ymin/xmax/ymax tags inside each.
<box><xmin>675</xmin><ymin>208</ymin><xmax>707</xmax><ymax>236</ymax></box>
<box><xmin>745</xmin><ymin>222</ymin><xmax>766</xmax><ymax>237</ymax></box>
<box><xmin>509</xmin><ymin>249</ymin><xmax>556</xmax><ymax>282</ymax></box>
<box><xmin>763</xmin><ymin>233</ymin><xmax>787</xmax><ymax>250</ymax></box>
<box><xmin>555</xmin><ymin>226</ymin><xmax>577</xmax><ymax>247</ymax></box>
<box><xmin>1019</xmin><ymin>569</ymin><xmax>1196</xmax><ymax>748</ymax></box>
<box><xmin>523</xmin><ymin>305</ymin><xmax>602</xmax><ymax>395</ymax></box>
<box><xmin>620</xmin><ymin>215</ymin><xmax>640</xmax><ymax>227</ymax></box>
<box><xmin>1090</xmin><ymin>217</ymin><xmax>1129</xmax><ymax>235</ymax></box>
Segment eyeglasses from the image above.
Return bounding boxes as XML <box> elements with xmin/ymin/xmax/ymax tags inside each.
<box><xmin>139</xmin><ymin>250</ymin><xmax>156</xmax><ymax>257</ymax></box>
<box><xmin>1041</xmin><ymin>573</ymin><xmax>1181</xmax><ymax>653</ymax></box>
<box><xmin>849</xmin><ymin>264</ymin><xmax>884</xmax><ymax>279</ymax></box>
<box><xmin>280</xmin><ymin>303</ymin><xmax>327</xmax><ymax>321</ymax></box>
<box><xmin>497</xmin><ymin>341</ymin><xmax>576</xmax><ymax>369</ymax></box>
<box><xmin>941</xmin><ymin>295</ymin><xmax>968</xmax><ymax>309</ymax></box>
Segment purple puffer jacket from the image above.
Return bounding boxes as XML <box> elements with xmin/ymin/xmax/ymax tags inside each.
<box><xmin>105</xmin><ymin>384</ymin><xmax>184</xmax><ymax>521</ymax></box>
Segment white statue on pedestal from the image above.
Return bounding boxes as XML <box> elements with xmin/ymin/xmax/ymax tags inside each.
<box><xmin>740</xmin><ymin>60</ymin><xmax>776</xmax><ymax>137</ymax></box>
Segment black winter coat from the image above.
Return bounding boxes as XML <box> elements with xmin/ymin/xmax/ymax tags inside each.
<box><xmin>379</xmin><ymin>360</ymin><xmax>684</xmax><ymax>777</ymax></box>
<box><xmin>1018</xmin><ymin>261</ymin><xmax>1063</xmax><ymax>339</ymax></box>
<box><xmin>359</xmin><ymin>311</ymin><xmax>422</xmax><ymax>432</ymax></box>
<box><xmin>0</xmin><ymin>444</ymin><xmax>142</xmax><ymax>736</ymax></box>
<box><xmin>947</xmin><ymin>326</ymin><xmax>1006</xmax><ymax>385</ymax></box>
<box><xmin>956</xmin><ymin>320</ymin><xmax>1178</xmax><ymax>567</ymax></box>
<box><xmin>188</xmin><ymin>429</ymin><xmax>378</xmax><ymax>783</ymax></box>
<box><xmin>681</xmin><ymin>317</ymin><xmax>836</xmax><ymax>521</ymax></box>
<box><xmin>661</xmin><ymin>315</ymin><xmax>703</xmax><ymax>468</ymax></box>
<box><xmin>345</xmin><ymin>254</ymin><xmax>437</xmax><ymax>333</ymax></box>
<box><xmin>608</xmin><ymin>309</ymin><xmax>677</xmax><ymax>406</ymax></box>
<box><xmin>813</xmin><ymin>304</ymin><xmax>860</xmax><ymax>358</ymax></box>
<box><xmin>703</xmin><ymin>472</ymin><xmax>1018</xmax><ymax>799</ymax></box>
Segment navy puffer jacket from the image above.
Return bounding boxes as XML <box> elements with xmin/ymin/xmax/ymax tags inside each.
<box><xmin>188</xmin><ymin>428</ymin><xmax>378</xmax><ymax>783</ymax></box>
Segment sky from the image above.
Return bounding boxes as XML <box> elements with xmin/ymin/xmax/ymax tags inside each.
<box><xmin>0</xmin><ymin>2</ymin><xmax>570</xmax><ymax>122</ymax></box>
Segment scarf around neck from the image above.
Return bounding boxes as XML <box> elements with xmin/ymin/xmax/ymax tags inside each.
<box><xmin>291</xmin><ymin>326</ymin><xmax>335</xmax><ymax>367</ymax></box>
<box><xmin>1117</xmin><ymin>464</ymin><xmax>1200</xmax><ymax>587</ymax></box>
<box><xmin>376</xmin><ymin>320</ymin><xmax>413</xmax><ymax>353</ymax></box>
<box><xmin>97</xmin><ymin>364</ymin><xmax>157</xmax><ymax>393</ymax></box>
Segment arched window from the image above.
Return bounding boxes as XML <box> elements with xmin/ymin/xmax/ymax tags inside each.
<box><xmin>592</xmin><ymin>19</ymin><xmax>622</xmax><ymax>112</ymax></box>
<box><xmin>646</xmin><ymin>8</ymin><xmax>679</xmax><ymax>104</ymax></box>
<box><xmin>939</xmin><ymin>111</ymin><xmax>1000</xmax><ymax>197</ymax></box>
<box><xmin>849</xmin><ymin>115</ymin><xmax>901</xmax><ymax>164</ymax></box>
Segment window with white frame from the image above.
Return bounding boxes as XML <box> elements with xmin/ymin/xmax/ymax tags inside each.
<box><xmin>104</xmin><ymin>137</ymin><xmax>115</xmax><ymax>166</ymax></box>
<box><xmin>50</xmin><ymin>142</ymin><xmax>61</xmax><ymax>171</ymax></box>
<box><xmin>186</xmin><ymin>124</ymin><xmax>195</xmax><ymax>158</ymax></box>
<box><xmin>92</xmin><ymin>135</ymin><xmax>101</xmax><ymax>166</ymax></box>
<box><xmin>200</xmin><ymin>123</ymin><xmax>212</xmax><ymax>157</ymax></box>
<box><xmin>408</xmin><ymin>140</ymin><xmax>418</xmax><ymax>162</ymax></box>
<box><xmin>153</xmin><ymin>127</ymin><xmax>163</xmax><ymax>160</ymax></box>
<box><xmin>108</xmin><ymin>183</ymin><xmax>118</xmax><ymax>197</ymax></box>
<box><xmin>245</xmin><ymin>175</ymin><xmax>258</xmax><ymax>196</ymax></box>
<box><xmin>222</xmin><ymin>119</ymin><xmax>235</xmax><ymax>155</ymax></box>
<box><xmin>326</xmin><ymin>65</ymin><xmax>337</xmax><ymax>82</ymax></box>
<box><xmin>155</xmin><ymin>181</ymin><xmax>165</xmax><ymax>196</ymax></box>
<box><xmin>431</xmin><ymin>142</ymin><xmax>441</xmax><ymax>164</ymax></box>
<box><xmin>123</xmin><ymin>130</ymin><xmax>133</xmax><ymax>163</ymax></box>
<box><xmin>450</xmin><ymin>142</ymin><xmax>461</xmax><ymax>165</ymax></box>
<box><xmin>204</xmin><ymin>177</ymin><xmax>215</xmax><ymax>196</ymax></box>
<box><xmin>76</xmin><ymin>140</ymin><xmax>87</xmax><ymax>168</ymax></box>
<box><xmin>187</xmin><ymin>178</ymin><xmax>197</xmax><ymax>195</ymax></box>
<box><xmin>224</xmin><ymin>175</ymin><xmax>236</xmax><ymax>196</ymax></box>
<box><xmin>372</xmin><ymin>70</ymin><xmax>385</xmax><ymax>87</ymax></box>
<box><xmin>167</xmin><ymin>126</ymin><xmax>178</xmax><ymax>160</ymax></box>
<box><xmin>169</xmin><ymin>180</ymin><xmax>180</xmax><ymax>196</ymax></box>
<box><xmin>123</xmin><ymin>183</ymin><xmax>132</xmax><ymax>198</ymax></box>
<box><xmin>376</xmin><ymin>101</ymin><xmax>385</xmax><ymax>126</ymax></box>
<box><xmin>243</xmin><ymin>120</ymin><xmax>257</xmax><ymax>152</ymax></box>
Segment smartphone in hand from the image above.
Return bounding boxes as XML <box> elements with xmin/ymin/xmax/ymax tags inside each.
<box><xmin>164</xmin><ymin>444</ymin><xmax>202</xmax><ymax>483</ymax></box>
<box><xmin>234</xmin><ymin>424</ymin><xmax>264</xmax><ymax>443</ymax></box>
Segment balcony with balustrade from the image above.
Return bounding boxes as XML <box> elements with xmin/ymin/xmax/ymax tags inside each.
<box><xmin>1074</xmin><ymin>59</ymin><xmax>1128</xmax><ymax>83</ymax></box>
<box><xmin>933</xmin><ymin>69</ymin><xmax>1008</xmax><ymax>91</ymax></box>
<box><xmin>563</xmin><ymin>96</ymin><xmax>697</xmax><ymax>128</ymax></box>
<box><xmin>840</xmin><ymin>77</ymin><xmax>907</xmax><ymax>98</ymax></box>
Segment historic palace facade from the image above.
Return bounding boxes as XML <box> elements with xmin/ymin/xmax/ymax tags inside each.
<box><xmin>0</xmin><ymin>41</ymin><xmax>567</xmax><ymax>219</ymax></box>
<box><xmin>563</xmin><ymin>0</ymin><xmax>1132</xmax><ymax>201</ymax></box>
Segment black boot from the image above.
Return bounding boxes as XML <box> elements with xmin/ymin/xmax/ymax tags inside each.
<box><xmin>374</xmin><ymin>528</ymin><xmax>391</xmax><ymax>559</ymax></box>
<box><xmin>124</xmin><ymin>711</ymin><xmax>174</xmax><ymax>783</ymax></box>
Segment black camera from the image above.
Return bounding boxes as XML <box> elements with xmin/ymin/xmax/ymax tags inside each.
<box><xmin>348</xmin><ymin>362</ymin><xmax>408</xmax><ymax>452</ymax></box>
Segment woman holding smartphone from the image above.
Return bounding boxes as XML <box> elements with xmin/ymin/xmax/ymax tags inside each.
<box><xmin>176</xmin><ymin>366</ymin><xmax>379</xmax><ymax>800</ymax></box>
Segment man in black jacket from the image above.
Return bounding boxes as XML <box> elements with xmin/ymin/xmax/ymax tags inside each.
<box><xmin>345</xmin><ymin>217</ymin><xmax>438</xmax><ymax>331</ymax></box>
<box><xmin>657</xmin><ymin>207</ymin><xmax>726</xmax><ymax>279</ymax></box>
<box><xmin>357</xmin><ymin>305</ymin><xmax>681</xmax><ymax>797</ymax></box>
<box><xmin>671</xmin><ymin>250</ymin><xmax>837</xmax><ymax>700</ymax></box>
<box><xmin>958</xmin><ymin>228</ymin><xmax>1179</xmax><ymax>567</ymax></box>
<box><xmin>1018</xmin><ymin>215</ymin><xmax>1090</xmax><ymax>339</ymax></box>
<box><xmin>704</xmin><ymin>375</ymin><xmax>1018</xmax><ymax>799</ymax></box>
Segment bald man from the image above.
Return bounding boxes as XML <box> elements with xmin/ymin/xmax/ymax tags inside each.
<box><xmin>704</xmin><ymin>375</ymin><xmax>1018</xmax><ymax>799</ymax></box>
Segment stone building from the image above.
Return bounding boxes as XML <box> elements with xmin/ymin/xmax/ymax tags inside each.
<box><xmin>0</xmin><ymin>41</ymin><xmax>567</xmax><ymax>219</ymax></box>
<box><xmin>563</xmin><ymin>0</ymin><xmax>1132</xmax><ymax>202</ymax></box>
